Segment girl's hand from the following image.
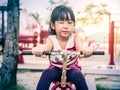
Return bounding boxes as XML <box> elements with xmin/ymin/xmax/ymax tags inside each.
<box><xmin>32</xmin><ymin>45</ymin><xmax>46</xmax><ymax>58</ymax></box>
<box><xmin>88</xmin><ymin>41</ymin><xmax>99</xmax><ymax>50</ymax></box>
<box><xmin>81</xmin><ymin>46</ymin><xmax>94</xmax><ymax>57</ymax></box>
<box><xmin>80</xmin><ymin>41</ymin><xmax>99</xmax><ymax>57</ymax></box>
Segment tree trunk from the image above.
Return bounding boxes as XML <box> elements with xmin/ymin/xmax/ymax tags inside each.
<box><xmin>0</xmin><ymin>0</ymin><xmax>20</xmax><ymax>89</ymax></box>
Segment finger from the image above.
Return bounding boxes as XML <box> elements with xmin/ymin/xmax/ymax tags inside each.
<box><xmin>35</xmin><ymin>54</ymin><xmax>40</xmax><ymax>57</ymax></box>
<box><xmin>41</xmin><ymin>55</ymin><xmax>47</xmax><ymax>58</ymax></box>
<box><xmin>79</xmin><ymin>54</ymin><xmax>84</xmax><ymax>58</ymax></box>
<box><xmin>35</xmin><ymin>52</ymin><xmax>41</xmax><ymax>57</ymax></box>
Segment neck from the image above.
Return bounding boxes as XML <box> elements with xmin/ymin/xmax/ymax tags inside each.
<box><xmin>56</xmin><ymin>36</ymin><xmax>69</xmax><ymax>41</ymax></box>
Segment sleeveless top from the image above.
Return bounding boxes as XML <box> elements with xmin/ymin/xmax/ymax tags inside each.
<box><xmin>48</xmin><ymin>34</ymin><xmax>79</xmax><ymax>70</ymax></box>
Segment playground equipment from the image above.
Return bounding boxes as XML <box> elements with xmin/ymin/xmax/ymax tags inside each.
<box><xmin>39</xmin><ymin>30</ymin><xmax>50</xmax><ymax>44</ymax></box>
<box><xmin>109</xmin><ymin>21</ymin><xmax>120</xmax><ymax>65</ymax></box>
<box><xmin>112</xmin><ymin>21</ymin><xmax>120</xmax><ymax>56</ymax></box>
<box><xmin>0</xmin><ymin>6</ymin><xmax>7</xmax><ymax>52</ymax></box>
<box><xmin>19</xmin><ymin>32</ymin><xmax>38</xmax><ymax>50</ymax></box>
<box><xmin>22</xmin><ymin>50</ymin><xmax>104</xmax><ymax>90</ymax></box>
<box><xmin>108</xmin><ymin>13</ymin><xmax>120</xmax><ymax>65</ymax></box>
<box><xmin>18</xmin><ymin>32</ymin><xmax>38</xmax><ymax>63</ymax></box>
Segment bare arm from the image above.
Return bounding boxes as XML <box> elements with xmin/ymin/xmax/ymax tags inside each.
<box><xmin>74</xmin><ymin>31</ymin><xmax>94</xmax><ymax>57</ymax></box>
<box><xmin>74</xmin><ymin>31</ymin><xmax>85</xmax><ymax>51</ymax></box>
<box><xmin>32</xmin><ymin>37</ymin><xmax>53</xmax><ymax>57</ymax></box>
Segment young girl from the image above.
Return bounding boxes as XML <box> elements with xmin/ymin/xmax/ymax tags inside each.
<box><xmin>32</xmin><ymin>5</ymin><xmax>97</xmax><ymax>90</ymax></box>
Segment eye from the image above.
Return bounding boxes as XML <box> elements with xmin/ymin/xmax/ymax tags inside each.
<box><xmin>68</xmin><ymin>21</ymin><xmax>73</xmax><ymax>24</ymax></box>
<box><xmin>58</xmin><ymin>21</ymin><xmax>64</xmax><ymax>24</ymax></box>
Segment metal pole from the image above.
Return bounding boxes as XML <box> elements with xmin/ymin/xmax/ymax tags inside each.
<box><xmin>1</xmin><ymin>10</ymin><xmax>4</xmax><ymax>52</ymax></box>
<box><xmin>108</xmin><ymin>13</ymin><xmax>111</xmax><ymax>54</ymax></box>
<box><xmin>109</xmin><ymin>21</ymin><xmax>115</xmax><ymax>65</ymax></box>
<box><xmin>0</xmin><ymin>6</ymin><xmax>8</xmax><ymax>52</ymax></box>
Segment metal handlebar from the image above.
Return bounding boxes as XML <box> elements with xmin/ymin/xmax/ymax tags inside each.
<box><xmin>22</xmin><ymin>50</ymin><xmax>105</xmax><ymax>55</ymax></box>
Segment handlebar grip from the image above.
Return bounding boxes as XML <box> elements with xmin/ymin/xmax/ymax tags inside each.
<box><xmin>92</xmin><ymin>51</ymin><xmax>104</xmax><ymax>55</ymax></box>
<box><xmin>22</xmin><ymin>50</ymin><xmax>33</xmax><ymax>55</ymax></box>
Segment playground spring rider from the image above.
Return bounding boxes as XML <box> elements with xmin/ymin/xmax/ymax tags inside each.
<box><xmin>43</xmin><ymin>51</ymin><xmax>104</xmax><ymax>90</ymax></box>
<box><xmin>22</xmin><ymin>50</ymin><xmax>104</xmax><ymax>90</ymax></box>
<box><xmin>44</xmin><ymin>51</ymin><xmax>74</xmax><ymax>90</ymax></box>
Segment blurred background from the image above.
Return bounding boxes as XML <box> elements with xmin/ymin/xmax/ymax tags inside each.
<box><xmin>0</xmin><ymin>1</ymin><xmax>120</xmax><ymax>90</ymax></box>
<box><xmin>0</xmin><ymin>0</ymin><xmax>120</xmax><ymax>55</ymax></box>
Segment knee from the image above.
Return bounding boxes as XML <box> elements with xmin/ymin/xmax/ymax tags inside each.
<box><xmin>42</xmin><ymin>67</ymin><xmax>59</xmax><ymax>78</ymax></box>
<box><xmin>70</xmin><ymin>69</ymin><xmax>84</xmax><ymax>80</ymax></box>
<box><xmin>42</xmin><ymin>68</ymin><xmax>54</xmax><ymax>76</ymax></box>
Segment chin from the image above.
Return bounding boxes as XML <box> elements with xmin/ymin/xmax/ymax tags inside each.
<box><xmin>62</xmin><ymin>35</ymin><xmax>69</xmax><ymax>39</ymax></box>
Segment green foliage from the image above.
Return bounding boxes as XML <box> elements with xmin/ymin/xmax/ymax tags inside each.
<box><xmin>4</xmin><ymin>84</ymin><xmax>26</xmax><ymax>90</ymax></box>
<box><xmin>17</xmin><ymin>69</ymin><xmax>30</xmax><ymax>73</ymax></box>
<box><xmin>31</xmin><ymin>13</ymin><xmax>41</xmax><ymax>25</ymax></box>
<box><xmin>0</xmin><ymin>83</ymin><xmax>26</xmax><ymax>90</ymax></box>
<box><xmin>95</xmin><ymin>77</ymin><xmax>108</xmax><ymax>81</ymax></box>
<box><xmin>0</xmin><ymin>50</ymin><xmax>4</xmax><ymax>55</ymax></box>
<box><xmin>96</xmin><ymin>84</ymin><xmax>120</xmax><ymax>90</ymax></box>
<box><xmin>76</xmin><ymin>3</ymin><xmax>108</xmax><ymax>27</ymax></box>
<box><xmin>96</xmin><ymin>84</ymin><xmax>111</xmax><ymax>90</ymax></box>
<box><xmin>95</xmin><ymin>75</ymin><xmax>120</xmax><ymax>90</ymax></box>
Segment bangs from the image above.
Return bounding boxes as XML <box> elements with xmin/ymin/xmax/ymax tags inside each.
<box><xmin>50</xmin><ymin>5</ymin><xmax>75</xmax><ymax>23</ymax></box>
<box><xmin>57</xmin><ymin>12</ymin><xmax>72</xmax><ymax>21</ymax></box>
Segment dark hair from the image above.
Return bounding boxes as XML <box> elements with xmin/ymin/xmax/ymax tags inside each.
<box><xmin>49</xmin><ymin>5</ymin><xmax>75</xmax><ymax>35</ymax></box>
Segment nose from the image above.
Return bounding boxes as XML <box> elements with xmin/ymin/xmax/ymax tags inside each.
<box><xmin>63</xmin><ymin>22</ymin><xmax>68</xmax><ymax>29</ymax></box>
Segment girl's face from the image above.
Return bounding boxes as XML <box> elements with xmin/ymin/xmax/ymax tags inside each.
<box><xmin>52</xmin><ymin>14</ymin><xmax>74</xmax><ymax>40</ymax></box>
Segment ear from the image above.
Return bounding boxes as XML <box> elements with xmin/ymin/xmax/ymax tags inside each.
<box><xmin>50</xmin><ymin>22</ymin><xmax>55</xmax><ymax>29</ymax></box>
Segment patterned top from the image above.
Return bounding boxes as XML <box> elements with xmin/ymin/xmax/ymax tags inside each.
<box><xmin>48</xmin><ymin>34</ymin><xmax>79</xmax><ymax>69</ymax></box>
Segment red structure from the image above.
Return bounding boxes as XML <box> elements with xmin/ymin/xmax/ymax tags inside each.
<box><xmin>39</xmin><ymin>30</ymin><xmax>50</xmax><ymax>44</ymax></box>
<box><xmin>19</xmin><ymin>32</ymin><xmax>38</xmax><ymax>50</ymax></box>
<box><xmin>18</xmin><ymin>32</ymin><xmax>38</xmax><ymax>64</ymax></box>
<box><xmin>108</xmin><ymin>13</ymin><xmax>111</xmax><ymax>54</ymax></box>
<box><xmin>109</xmin><ymin>21</ymin><xmax>115</xmax><ymax>65</ymax></box>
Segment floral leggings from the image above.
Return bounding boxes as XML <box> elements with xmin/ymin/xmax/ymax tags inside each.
<box><xmin>36</xmin><ymin>66</ymin><xmax>88</xmax><ymax>90</ymax></box>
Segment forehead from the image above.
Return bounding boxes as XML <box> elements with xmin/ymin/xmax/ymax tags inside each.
<box><xmin>57</xmin><ymin>12</ymin><xmax>72</xmax><ymax>21</ymax></box>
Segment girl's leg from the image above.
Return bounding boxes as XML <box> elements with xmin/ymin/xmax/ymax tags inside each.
<box><xmin>36</xmin><ymin>67</ymin><xmax>61</xmax><ymax>90</ymax></box>
<box><xmin>67</xmin><ymin>68</ymin><xmax>88</xmax><ymax>90</ymax></box>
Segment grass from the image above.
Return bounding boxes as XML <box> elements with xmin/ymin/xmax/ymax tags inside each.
<box><xmin>95</xmin><ymin>75</ymin><xmax>120</xmax><ymax>90</ymax></box>
<box><xmin>0</xmin><ymin>70</ymin><xmax>29</xmax><ymax>90</ymax></box>
<box><xmin>96</xmin><ymin>84</ymin><xmax>120</xmax><ymax>90</ymax></box>
<box><xmin>5</xmin><ymin>84</ymin><xmax>26</xmax><ymax>90</ymax></box>
<box><xmin>17</xmin><ymin>69</ymin><xmax>31</xmax><ymax>73</ymax></box>
<box><xmin>0</xmin><ymin>84</ymin><xmax>26</xmax><ymax>90</ymax></box>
